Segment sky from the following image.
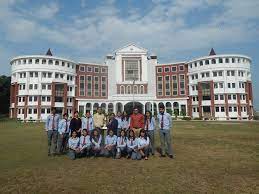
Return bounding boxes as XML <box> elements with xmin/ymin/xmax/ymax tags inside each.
<box><xmin>0</xmin><ymin>0</ymin><xmax>258</xmax><ymax>109</ymax></box>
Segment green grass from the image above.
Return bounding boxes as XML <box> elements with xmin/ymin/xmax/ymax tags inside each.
<box><xmin>0</xmin><ymin>120</ymin><xmax>258</xmax><ymax>193</ymax></box>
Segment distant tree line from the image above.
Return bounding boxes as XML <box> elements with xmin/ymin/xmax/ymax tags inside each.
<box><xmin>0</xmin><ymin>75</ymin><xmax>10</xmax><ymax>116</ymax></box>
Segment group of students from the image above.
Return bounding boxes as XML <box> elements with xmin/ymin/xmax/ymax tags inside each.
<box><xmin>45</xmin><ymin>105</ymin><xmax>174</xmax><ymax>160</ymax></box>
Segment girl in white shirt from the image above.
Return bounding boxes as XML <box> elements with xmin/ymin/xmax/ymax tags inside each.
<box><xmin>79</xmin><ymin>129</ymin><xmax>91</xmax><ymax>157</ymax></box>
<box><xmin>68</xmin><ymin>131</ymin><xmax>80</xmax><ymax>160</ymax></box>
<box><xmin>90</xmin><ymin>129</ymin><xmax>102</xmax><ymax>157</ymax></box>
<box><xmin>126</xmin><ymin>129</ymin><xmax>138</xmax><ymax>160</ymax></box>
<box><xmin>116</xmin><ymin>129</ymin><xmax>127</xmax><ymax>159</ymax></box>
<box><xmin>137</xmin><ymin>129</ymin><xmax>150</xmax><ymax>160</ymax></box>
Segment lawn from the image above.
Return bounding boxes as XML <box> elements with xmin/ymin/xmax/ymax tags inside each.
<box><xmin>0</xmin><ymin>119</ymin><xmax>258</xmax><ymax>193</ymax></box>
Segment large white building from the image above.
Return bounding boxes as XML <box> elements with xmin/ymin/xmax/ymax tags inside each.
<box><xmin>9</xmin><ymin>44</ymin><xmax>254</xmax><ymax>120</ymax></box>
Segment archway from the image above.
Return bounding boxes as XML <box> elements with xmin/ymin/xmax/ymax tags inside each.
<box><xmin>173</xmin><ymin>102</ymin><xmax>179</xmax><ymax>116</ymax></box>
<box><xmin>116</xmin><ymin>102</ymin><xmax>123</xmax><ymax>113</ymax></box>
<box><xmin>166</xmin><ymin>102</ymin><xmax>172</xmax><ymax>115</ymax></box>
<box><xmin>145</xmin><ymin>102</ymin><xmax>152</xmax><ymax>112</ymax></box>
<box><xmin>93</xmin><ymin>103</ymin><xmax>99</xmax><ymax>114</ymax></box>
<box><xmin>124</xmin><ymin>102</ymin><xmax>144</xmax><ymax>115</ymax></box>
<box><xmin>108</xmin><ymin>103</ymin><xmax>114</xmax><ymax>113</ymax></box>
<box><xmin>86</xmin><ymin>103</ymin><xmax>91</xmax><ymax>112</ymax></box>
<box><xmin>101</xmin><ymin>103</ymin><xmax>106</xmax><ymax>113</ymax></box>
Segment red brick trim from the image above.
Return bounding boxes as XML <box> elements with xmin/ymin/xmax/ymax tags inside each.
<box><xmin>224</xmin><ymin>94</ymin><xmax>229</xmax><ymax>120</ymax></box>
<box><xmin>197</xmin><ymin>82</ymin><xmax>202</xmax><ymax>118</ymax></box>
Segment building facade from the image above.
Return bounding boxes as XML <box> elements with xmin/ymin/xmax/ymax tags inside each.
<box><xmin>9</xmin><ymin>44</ymin><xmax>254</xmax><ymax>121</ymax></box>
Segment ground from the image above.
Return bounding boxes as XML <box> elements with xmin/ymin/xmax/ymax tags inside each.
<box><xmin>0</xmin><ymin>119</ymin><xmax>258</xmax><ymax>193</ymax></box>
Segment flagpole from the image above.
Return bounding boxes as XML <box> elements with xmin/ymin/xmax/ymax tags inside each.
<box><xmin>133</xmin><ymin>78</ymin><xmax>135</xmax><ymax>109</ymax></box>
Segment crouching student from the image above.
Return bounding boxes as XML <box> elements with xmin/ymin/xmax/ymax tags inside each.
<box><xmin>116</xmin><ymin>129</ymin><xmax>127</xmax><ymax>159</ymax></box>
<box><xmin>79</xmin><ymin>129</ymin><xmax>91</xmax><ymax>157</ymax></box>
<box><xmin>137</xmin><ymin>129</ymin><xmax>150</xmax><ymax>160</ymax></box>
<box><xmin>57</xmin><ymin>113</ymin><xmax>70</xmax><ymax>154</ymax></box>
<box><xmin>102</xmin><ymin>129</ymin><xmax>117</xmax><ymax>158</ymax></box>
<box><xmin>68</xmin><ymin>131</ymin><xmax>80</xmax><ymax>160</ymax></box>
<box><xmin>126</xmin><ymin>129</ymin><xmax>138</xmax><ymax>160</ymax></box>
<box><xmin>90</xmin><ymin>129</ymin><xmax>102</xmax><ymax>157</ymax></box>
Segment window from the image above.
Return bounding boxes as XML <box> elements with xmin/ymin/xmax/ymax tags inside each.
<box><xmin>35</xmin><ymin>72</ymin><xmax>38</xmax><ymax>77</ymax></box>
<box><xmin>228</xmin><ymin>83</ymin><xmax>231</xmax><ymax>88</ymax></box>
<box><xmin>125</xmin><ymin>59</ymin><xmax>139</xmax><ymax>81</ymax></box>
<box><xmin>213</xmin><ymin>72</ymin><xmax>217</xmax><ymax>77</ymax></box>
<box><xmin>48</xmin><ymin>60</ymin><xmax>53</xmax><ymax>65</ymax></box>
<box><xmin>94</xmin><ymin>67</ymin><xmax>99</xmax><ymax>73</ymax></box>
<box><xmin>42</xmin><ymin>96</ymin><xmax>46</xmax><ymax>101</ymax></box>
<box><xmin>34</xmin><ymin>96</ymin><xmax>38</xmax><ymax>102</ymax></box>
<box><xmin>62</xmin><ymin>61</ymin><xmax>65</xmax><ymax>66</ymax></box>
<box><xmin>47</xmin><ymin>96</ymin><xmax>51</xmax><ymax>102</ymax></box>
<box><xmin>48</xmin><ymin>85</ymin><xmax>51</xmax><ymax>90</ymax></box>
<box><xmin>55</xmin><ymin>61</ymin><xmax>59</xmax><ymax>66</ymax></box>
<box><xmin>225</xmin><ymin>58</ymin><xmax>229</xmax><ymax>63</ymax></box>
<box><xmin>214</xmin><ymin>83</ymin><xmax>218</xmax><ymax>88</ymax></box>
<box><xmin>133</xmin><ymin>85</ymin><xmax>138</xmax><ymax>94</ymax></box>
<box><xmin>126</xmin><ymin>85</ymin><xmax>131</xmax><ymax>94</ymax></box>
<box><xmin>94</xmin><ymin>77</ymin><xmax>99</xmax><ymax>96</ymax></box>
<box><xmin>29</xmin><ymin>96</ymin><xmax>33</xmax><ymax>101</ymax></box>
<box><xmin>201</xmin><ymin>82</ymin><xmax>211</xmax><ymax>100</ymax></box>
<box><xmin>219</xmin><ymin>58</ymin><xmax>223</xmax><ymax>63</ymax></box>
<box><xmin>220</xmin><ymin>95</ymin><xmax>224</xmax><ymax>100</ymax></box>
<box><xmin>233</xmin><ymin>106</ymin><xmax>237</xmax><ymax>112</ymax></box>
<box><xmin>140</xmin><ymin>85</ymin><xmax>144</xmax><ymax>94</ymax></box>
<box><xmin>205</xmin><ymin>60</ymin><xmax>209</xmax><ymax>65</ymax></box>
<box><xmin>212</xmin><ymin>59</ymin><xmax>216</xmax><ymax>64</ymax></box>
<box><xmin>172</xmin><ymin>75</ymin><xmax>178</xmax><ymax>96</ymax></box>
<box><xmin>221</xmin><ymin>107</ymin><xmax>225</xmax><ymax>112</ymax></box>
<box><xmin>232</xmin><ymin>83</ymin><xmax>235</xmax><ymax>88</ymax></box>
<box><xmin>42</xmin><ymin>59</ymin><xmax>46</xmax><ymax>64</ymax></box>
<box><xmin>28</xmin><ymin>109</ymin><xmax>32</xmax><ymax>114</ymax></box>
<box><xmin>30</xmin><ymin>72</ymin><xmax>33</xmax><ymax>77</ymax></box>
<box><xmin>179</xmin><ymin>75</ymin><xmax>185</xmax><ymax>95</ymax></box>
<box><xmin>228</xmin><ymin>95</ymin><xmax>232</xmax><ymax>100</ymax></box>
<box><xmin>48</xmin><ymin>73</ymin><xmax>52</xmax><ymax>78</ymax></box>
<box><xmin>194</xmin><ymin>62</ymin><xmax>197</xmax><ymax>67</ymax></box>
<box><xmin>171</xmin><ymin>66</ymin><xmax>177</xmax><ymax>72</ymax></box>
<box><xmin>79</xmin><ymin>76</ymin><xmax>85</xmax><ymax>96</ymax></box>
<box><xmin>216</xmin><ymin>107</ymin><xmax>219</xmax><ymax>112</ymax></box>
<box><xmin>120</xmin><ymin>85</ymin><xmax>125</xmax><ymax>94</ymax></box>
<box><xmin>41</xmin><ymin>109</ymin><xmax>45</xmax><ymax>114</ymax></box>
<box><xmin>35</xmin><ymin>59</ymin><xmax>39</xmax><ymax>64</ymax></box>
<box><xmin>42</xmin><ymin>72</ymin><xmax>47</xmax><ymax>78</ymax></box>
<box><xmin>179</xmin><ymin>65</ymin><xmax>184</xmax><ymax>71</ymax></box>
<box><xmin>101</xmin><ymin>77</ymin><xmax>107</xmax><ymax>97</ymax></box>
<box><xmin>219</xmin><ymin>83</ymin><xmax>224</xmax><ymax>88</ymax></box>
<box><xmin>157</xmin><ymin>67</ymin><xmax>162</xmax><ymax>73</ymax></box>
<box><xmin>232</xmin><ymin>58</ymin><xmax>235</xmax><ymax>63</ymax></box>
<box><xmin>165</xmin><ymin>76</ymin><xmax>170</xmax><ymax>96</ymax></box>
<box><xmin>34</xmin><ymin>109</ymin><xmax>37</xmax><ymax>114</ymax></box>
<box><xmin>87</xmin><ymin>66</ymin><xmax>92</xmax><ymax>72</ymax></box>
<box><xmin>67</xmin><ymin>63</ymin><xmax>70</xmax><ymax>68</ymax></box>
<box><xmin>29</xmin><ymin>84</ymin><xmax>33</xmax><ymax>90</ymax></box>
<box><xmin>157</xmin><ymin>76</ymin><xmax>163</xmax><ymax>96</ymax></box>
<box><xmin>215</xmin><ymin>95</ymin><xmax>218</xmax><ymax>100</ymax></box>
<box><xmin>205</xmin><ymin>72</ymin><xmax>210</xmax><ymax>77</ymax></box>
<box><xmin>229</xmin><ymin>107</ymin><xmax>232</xmax><ymax>112</ymax></box>
<box><xmin>218</xmin><ymin>71</ymin><xmax>223</xmax><ymax>76</ymax></box>
<box><xmin>199</xmin><ymin>61</ymin><xmax>203</xmax><ymax>66</ymax></box>
<box><xmin>164</xmin><ymin>67</ymin><xmax>170</xmax><ymax>73</ymax></box>
<box><xmin>28</xmin><ymin>59</ymin><xmax>32</xmax><ymax>64</ymax></box>
<box><xmin>42</xmin><ymin>84</ymin><xmax>46</xmax><ymax>90</ymax></box>
<box><xmin>101</xmin><ymin>68</ymin><xmax>107</xmax><ymax>73</ymax></box>
<box><xmin>87</xmin><ymin>76</ymin><xmax>92</xmax><ymax>96</ymax></box>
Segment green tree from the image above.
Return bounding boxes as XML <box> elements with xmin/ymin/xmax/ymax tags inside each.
<box><xmin>0</xmin><ymin>75</ymin><xmax>11</xmax><ymax>115</ymax></box>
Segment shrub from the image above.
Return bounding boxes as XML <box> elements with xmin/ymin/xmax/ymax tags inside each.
<box><xmin>182</xmin><ymin>116</ymin><xmax>191</xmax><ymax>121</ymax></box>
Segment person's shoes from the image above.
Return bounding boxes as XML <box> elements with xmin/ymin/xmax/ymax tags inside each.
<box><xmin>169</xmin><ymin>155</ymin><xmax>174</xmax><ymax>159</ymax></box>
<box><xmin>127</xmin><ymin>155</ymin><xmax>131</xmax><ymax>159</ymax></box>
<box><xmin>144</xmin><ymin>157</ymin><xmax>148</xmax><ymax>160</ymax></box>
<box><xmin>160</xmin><ymin>154</ymin><xmax>166</xmax><ymax>157</ymax></box>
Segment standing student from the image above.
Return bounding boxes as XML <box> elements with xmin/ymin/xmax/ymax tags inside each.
<box><xmin>115</xmin><ymin>111</ymin><xmax>122</xmax><ymax>136</ymax></box>
<box><xmin>45</xmin><ymin>107</ymin><xmax>60</xmax><ymax>156</ymax></box>
<box><xmin>90</xmin><ymin>129</ymin><xmax>102</xmax><ymax>157</ymax></box>
<box><xmin>116</xmin><ymin>129</ymin><xmax>127</xmax><ymax>159</ymax></box>
<box><xmin>93</xmin><ymin>107</ymin><xmax>105</xmax><ymax>144</ymax></box>
<box><xmin>121</xmin><ymin>111</ymin><xmax>130</xmax><ymax>133</ymax></box>
<box><xmin>144</xmin><ymin>111</ymin><xmax>156</xmax><ymax>155</ymax></box>
<box><xmin>57</xmin><ymin>113</ymin><xmax>70</xmax><ymax>154</ymax></box>
<box><xmin>81</xmin><ymin>111</ymin><xmax>94</xmax><ymax>134</ymax></box>
<box><xmin>158</xmin><ymin>104</ymin><xmax>174</xmax><ymax>158</ymax></box>
<box><xmin>68</xmin><ymin>131</ymin><xmax>80</xmax><ymax>160</ymax></box>
<box><xmin>130</xmin><ymin>107</ymin><xmax>144</xmax><ymax>136</ymax></box>
<box><xmin>126</xmin><ymin>129</ymin><xmax>138</xmax><ymax>160</ymax></box>
<box><xmin>69</xmin><ymin>111</ymin><xmax>82</xmax><ymax>137</ymax></box>
<box><xmin>79</xmin><ymin>129</ymin><xmax>91</xmax><ymax>157</ymax></box>
<box><xmin>106</xmin><ymin>113</ymin><xmax>118</xmax><ymax>136</ymax></box>
<box><xmin>137</xmin><ymin>129</ymin><xmax>150</xmax><ymax>160</ymax></box>
<box><xmin>102</xmin><ymin>129</ymin><xmax>117</xmax><ymax>158</ymax></box>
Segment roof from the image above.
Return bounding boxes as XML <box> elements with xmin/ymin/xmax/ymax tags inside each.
<box><xmin>46</xmin><ymin>48</ymin><xmax>53</xmax><ymax>56</ymax></box>
<box><xmin>209</xmin><ymin>48</ymin><xmax>216</xmax><ymax>56</ymax></box>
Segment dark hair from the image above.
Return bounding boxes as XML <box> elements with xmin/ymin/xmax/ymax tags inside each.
<box><xmin>82</xmin><ymin>128</ymin><xmax>89</xmax><ymax>135</ymax></box>
<box><xmin>144</xmin><ymin>111</ymin><xmax>152</xmax><ymax>123</ymax></box>
<box><xmin>85</xmin><ymin>110</ymin><xmax>90</xmax><ymax>114</ymax></box>
<box><xmin>120</xmin><ymin>129</ymin><xmax>126</xmax><ymax>136</ymax></box>
<box><xmin>63</xmin><ymin>113</ymin><xmax>68</xmax><ymax>117</ymax></box>
<box><xmin>108</xmin><ymin>129</ymin><xmax>114</xmax><ymax>135</ymax></box>
<box><xmin>74</xmin><ymin>111</ymin><xmax>79</xmax><ymax>114</ymax></box>
<box><xmin>71</xmin><ymin>130</ymin><xmax>77</xmax><ymax>137</ymax></box>
<box><xmin>51</xmin><ymin>107</ymin><xmax>56</xmax><ymax>111</ymax></box>
<box><xmin>121</xmin><ymin>111</ymin><xmax>129</xmax><ymax>121</ymax></box>
<box><xmin>90</xmin><ymin>128</ymin><xmax>100</xmax><ymax>141</ymax></box>
<box><xmin>159</xmin><ymin>104</ymin><xmax>165</xmax><ymax>109</ymax></box>
<box><xmin>128</xmin><ymin>129</ymin><xmax>136</xmax><ymax>140</ymax></box>
<box><xmin>139</xmin><ymin>129</ymin><xmax>148</xmax><ymax>140</ymax></box>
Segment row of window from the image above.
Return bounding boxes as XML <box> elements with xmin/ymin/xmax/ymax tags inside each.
<box><xmin>191</xmin><ymin>70</ymin><xmax>248</xmax><ymax>80</ymax></box>
<box><xmin>79</xmin><ymin>66</ymin><xmax>108</xmax><ymax>73</ymax></box>
<box><xmin>16</xmin><ymin>72</ymin><xmax>74</xmax><ymax>81</ymax></box>
<box><xmin>192</xmin><ymin>94</ymin><xmax>246</xmax><ymax>101</ymax></box>
<box><xmin>18</xmin><ymin>96</ymin><xmax>73</xmax><ymax>103</ymax></box>
<box><xmin>118</xmin><ymin>85</ymin><xmax>145</xmax><ymax>95</ymax></box>
<box><xmin>157</xmin><ymin>75</ymin><xmax>185</xmax><ymax>96</ymax></box>
<box><xmin>189</xmin><ymin>57</ymin><xmax>249</xmax><ymax>69</ymax></box>
<box><xmin>12</xmin><ymin>58</ymin><xmax>74</xmax><ymax>69</ymax></box>
<box><xmin>191</xmin><ymin>81</ymin><xmax>245</xmax><ymax>91</ymax></box>
<box><xmin>192</xmin><ymin>106</ymin><xmax>247</xmax><ymax>113</ymax></box>
<box><xmin>79</xmin><ymin>76</ymin><xmax>107</xmax><ymax>97</ymax></box>
<box><xmin>157</xmin><ymin>65</ymin><xmax>185</xmax><ymax>73</ymax></box>
<box><xmin>19</xmin><ymin>84</ymin><xmax>73</xmax><ymax>91</ymax></box>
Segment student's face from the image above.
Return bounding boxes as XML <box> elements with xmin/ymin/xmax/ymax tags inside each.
<box><xmin>97</xmin><ymin>108</ymin><xmax>102</xmax><ymax>114</ymax></box>
<box><xmin>134</xmin><ymin>109</ymin><xmax>138</xmax><ymax>114</ymax></box>
<box><xmin>82</xmin><ymin>130</ymin><xmax>87</xmax><ymax>136</ymax></box>
<box><xmin>109</xmin><ymin>130</ymin><xmax>113</xmax><ymax>136</ymax></box>
<box><xmin>93</xmin><ymin>130</ymin><xmax>98</xmax><ymax>136</ymax></box>
<box><xmin>159</xmin><ymin>108</ymin><xmax>164</xmax><ymax>114</ymax></box>
<box><xmin>146</xmin><ymin>112</ymin><xmax>150</xmax><ymax>117</ymax></box>
<box><xmin>117</xmin><ymin>112</ymin><xmax>122</xmax><ymax>117</ymax></box>
<box><xmin>86</xmin><ymin>112</ymin><xmax>90</xmax><ymax>117</ymax></box>
<box><xmin>140</xmin><ymin>131</ymin><xmax>145</xmax><ymax>137</ymax></box>
<box><xmin>123</xmin><ymin>112</ymin><xmax>127</xmax><ymax>116</ymax></box>
<box><xmin>64</xmin><ymin>115</ymin><xmax>68</xmax><ymax>119</ymax></box>
<box><xmin>121</xmin><ymin>131</ymin><xmax>125</xmax><ymax>137</ymax></box>
<box><xmin>72</xmin><ymin>131</ymin><xmax>77</xmax><ymax>137</ymax></box>
<box><xmin>129</xmin><ymin>131</ymin><xmax>134</xmax><ymax>137</ymax></box>
<box><xmin>74</xmin><ymin>112</ymin><xmax>79</xmax><ymax>117</ymax></box>
<box><xmin>52</xmin><ymin>109</ymin><xmax>56</xmax><ymax>114</ymax></box>
<box><xmin>110</xmin><ymin>114</ymin><xmax>114</xmax><ymax>120</ymax></box>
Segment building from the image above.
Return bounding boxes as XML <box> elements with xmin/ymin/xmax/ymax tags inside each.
<box><xmin>9</xmin><ymin>44</ymin><xmax>254</xmax><ymax>121</ymax></box>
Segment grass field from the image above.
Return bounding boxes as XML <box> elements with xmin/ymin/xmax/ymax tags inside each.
<box><xmin>0</xmin><ymin>119</ymin><xmax>258</xmax><ymax>193</ymax></box>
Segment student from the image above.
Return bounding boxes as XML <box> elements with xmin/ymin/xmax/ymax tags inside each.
<box><xmin>137</xmin><ymin>129</ymin><xmax>150</xmax><ymax>160</ymax></box>
<box><xmin>115</xmin><ymin>111</ymin><xmax>122</xmax><ymax>136</ymax></box>
<box><xmin>158</xmin><ymin>104</ymin><xmax>174</xmax><ymax>158</ymax></box>
<box><xmin>121</xmin><ymin>111</ymin><xmax>130</xmax><ymax>132</ymax></box>
<box><xmin>79</xmin><ymin>129</ymin><xmax>91</xmax><ymax>157</ymax></box>
<box><xmin>57</xmin><ymin>113</ymin><xmax>70</xmax><ymax>154</ymax></box>
<box><xmin>68</xmin><ymin>131</ymin><xmax>80</xmax><ymax>160</ymax></box>
<box><xmin>116</xmin><ymin>129</ymin><xmax>127</xmax><ymax>159</ymax></box>
<box><xmin>144</xmin><ymin>111</ymin><xmax>156</xmax><ymax>155</ymax></box>
<box><xmin>90</xmin><ymin>128</ymin><xmax>102</xmax><ymax>157</ymax></box>
<box><xmin>130</xmin><ymin>107</ymin><xmax>144</xmax><ymax>136</ymax></box>
<box><xmin>106</xmin><ymin>113</ymin><xmax>118</xmax><ymax>136</ymax></box>
<box><xmin>69</xmin><ymin>111</ymin><xmax>82</xmax><ymax>137</ymax></box>
<box><xmin>126</xmin><ymin>129</ymin><xmax>138</xmax><ymax>160</ymax></box>
<box><xmin>45</xmin><ymin>107</ymin><xmax>60</xmax><ymax>156</ymax></box>
<box><xmin>102</xmin><ymin>129</ymin><xmax>117</xmax><ymax>158</ymax></box>
<box><xmin>93</xmin><ymin>107</ymin><xmax>105</xmax><ymax>144</ymax></box>
<box><xmin>81</xmin><ymin>111</ymin><xmax>94</xmax><ymax>133</ymax></box>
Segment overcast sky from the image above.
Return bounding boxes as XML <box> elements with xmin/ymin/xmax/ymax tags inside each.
<box><xmin>0</xmin><ymin>0</ymin><xmax>258</xmax><ymax>109</ymax></box>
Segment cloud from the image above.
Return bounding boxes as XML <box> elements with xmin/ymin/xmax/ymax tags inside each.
<box><xmin>36</xmin><ymin>2</ymin><xmax>59</xmax><ymax>19</ymax></box>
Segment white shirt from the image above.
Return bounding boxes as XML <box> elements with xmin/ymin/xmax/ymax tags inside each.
<box><xmin>79</xmin><ymin>135</ymin><xmax>91</xmax><ymax>149</ymax></box>
<box><xmin>137</xmin><ymin>137</ymin><xmax>150</xmax><ymax>148</ymax></box>
<box><xmin>68</xmin><ymin>137</ymin><xmax>80</xmax><ymax>150</ymax></box>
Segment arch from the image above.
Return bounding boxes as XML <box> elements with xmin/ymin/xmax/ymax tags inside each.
<box><xmin>55</xmin><ymin>61</ymin><xmax>59</xmax><ymax>65</ymax></box>
<box><xmin>158</xmin><ymin>102</ymin><xmax>164</xmax><ymax>109</ymax></box>
<box><xmin>145</xmin><ymin>102</ymin><xmax>152</xmax><ymax>112</ymax></box>
<box><xmin>212</xmin><ymin>59</ymin><xmax>216</xmax><ymax>64</ymax></box>
<box><xmin>205</xmin><ymin>60</ymin><xmax>209</xmax><ymax>65</ymax></box>
<box><xmin>28</xmin><ymin>59</ymin><xmax>32</xmax><ymax>64</ymax></box>
<box><xmin>93</xmin><ymin>103</ymin><xmax>99</xmax><ymax>114</ymax></box>
<box><xmin>48</xmin><ymin>60</ymin><xmax>53</xmax><ymax>65</ymax></box>
<box><xmin>133</xmin><ymin>85</ymin><xmax>138</xmax><ymax>94</ymax></box>
<box><xmin>120</xmin><ymin>85</ymin><xmax>125</xmax><ymax>94</ymax></box>
<box><xmin>166</xmin><ymin>102</ymin><xmax>172</xmax><ymax>114</ymax></box>
<box><xmin>173</xmin><ymin>102</ymin><xmax>179</xmax><ymax>116</ymax></box>
<box><xmin>35</xmin><ymin>59</ymin><xmax>39</xmax><ymax>64</ymax></box>
<box><xmin>225</xmin><ymin>58</ymin><xmax>229</xmax><ymax>63</ymax></box>
<box><xmin>219</xmin><ymin>58</ymin><xmax>223</xmax><ymax>63</ymax></box>
<box><xmin>153</xmin><ymin>103</ymin><xmax>158</xmax><ymax>116</ymax></box>
<box><xmin>140</xmin><ymin>85</ymin><xmax>144</xmax><ymax>94</ymax></box>
<box><xmin>101</xmin><ymin>103</ymin><xmax>106</xmax><ymax>113</ymax></box>
<box><xmin>42</xmin><ymin>59</ymin><xmax>46</xmax><ymax>64</ymax></box>
<box><xmin>126</xmin><ymin>85</ymin><xmax>131</xmax><ymax>94</ymax></box>
<box><xmin>124</xmin><ymin>102</ymin><xmax>144</xmax><ymax>115</ymax></box>
<box><xmin>108</xmin><ymin>103</ymin><xmax>114</xmax><ymax>113</ymax></box>
<box><xmin>116</xmin><ymin>102</ymin><xmax>123</xmax><ymax>113</ymax></box>
<box><xmin>86</xmin><ymin>103</ymin><xmax>91</xmax><ymax>112</ymax></box>
<box><xmin>199</xmin><ymin>61</ymin><xmax>203</xmax><ymax>66</ymax></box>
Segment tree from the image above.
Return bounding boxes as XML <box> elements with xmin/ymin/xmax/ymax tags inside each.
<box><xmin>0</xmin><ymin>75</ymin><xmax>11</xmax><ymax>115</ymax></box>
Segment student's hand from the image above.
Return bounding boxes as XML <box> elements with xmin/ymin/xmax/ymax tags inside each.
<box><xmin>60</xmin><ymin>134</ymin><xmax>64</xmax><ymax>138</ymax></box>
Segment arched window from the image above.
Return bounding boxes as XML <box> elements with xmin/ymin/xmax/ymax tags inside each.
<box><xmin>133</xmin><ymin>85</ymin><xmax>138</xmax><ymax>94</ymax></box>
<box><xmin>232</xmin><ymin>58</ymin><xmax>235</xmax><ymax>63</ymax></box>
<box><xmin>140</xmin><ymin>85</ymin><xmax>144</xmax><ymax>94</ymax></box>
<box><xmin>42</xmin><ymin>59</ymin><xmax>46</xmax><ymax>64</ymax></box>
<box><xmin>120</xmin><ymin>85</ymin><xmax>125</xmax><ymax>94</ymax></box>
<box><xmin>23</xmin><ymin>59</ymin><xmax>26</xmax><ymax>64</ymax></box>
<box><xmin>225</xmin><ymin>58</ymin><xmax>229</xmax><ymax>63</ymax></box>
<box><xmin>126</xmin><ymin>85</ymin><xmax>131</xmax><ymax>94</ymax></box>
<box><xmin>212</xmin><ymin>59</ymin><xmax>216</xmax><ymax>64</ymax></box>
<box><xmin>219</xmin><ymin>58</ymin><xmax>223</xmax><ymax>63</ymax></box>
<box><xmin>205</xmin><ymin>60</ymin><xmax>209</xmax><ymax>65</ymax></box>
<box><xmin>48</xmin><ymin>60</ymin><xmax>53</xmax><ymax>65</ymax></box>
<box><xmin>108</xmin><ymin>103</ymin><xmax>114</xmax><ymax>113</ymax></box>
<box><xmin>35</xmin><ymin>59</ymin><xmax>39</xmax><ymax>64</ymax></box>
<box><xmin>199</xmin><ymin>61</ymin><xmax>203</xmax><ymax>66</ymax></box>
<box><xmin>55</xmin><ymin>61</ymin><xmax>59</xmax><ymax>65</ymax></box>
